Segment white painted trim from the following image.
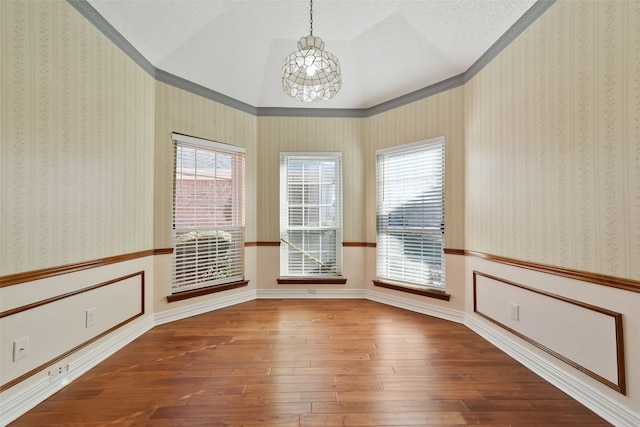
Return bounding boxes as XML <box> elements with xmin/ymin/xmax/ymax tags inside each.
<box><xmin>466</xmin><ymin>315</ymin><xmax>640</xmax><ymax>427</ymax></box>
<box><xmin>365</xmin><ymin>289</ymin><xmax>465</xmax><ymax>324</ymax></box>
<box><xmin>279</xmin><ymin>152</ymin><xmax>342</xmax><ymax>158</ymax></box>
<box><xmin>0</xmin><ymin>377</ymin><xmax>50</xmax><ymax>427</ymax></box>
<box><xmin>0</xmin><ymin>315</ymin><xmax>155</xmax><ymax>427</ymax></box>
<box><xmin>171</xmin><ymin>132</ymin><xmax>245</xmax><ymax>153</ymax></box>
<box><xmin>376</xmin><ymin>135</ymin><xmax>445</xmax><ymax>155</ymax></box>
<box><xmin>154</xmin><ymin>290</ymin><xmax>257</xmax><ymax>325</ymax></box>
<box><xmin>256</xmin><ymin>289</ymin><xmax>366</xmax><ymax>299</ymax></box>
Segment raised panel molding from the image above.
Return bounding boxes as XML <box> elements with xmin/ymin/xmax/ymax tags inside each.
<box><xmin>466</xmin><ymin>316</ymin><xmax>640</xmax><ymax>427</ymax></box>
<box><xmin>473</xmin><ymin>271</ymin><xmax>625</xmax><ymax>394</ymax></box>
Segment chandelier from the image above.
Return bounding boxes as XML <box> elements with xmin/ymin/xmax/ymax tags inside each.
<box><xmin>281</xmin><ymin>0</ymin><xmax>342</xmax><ymax>102</ymax></box>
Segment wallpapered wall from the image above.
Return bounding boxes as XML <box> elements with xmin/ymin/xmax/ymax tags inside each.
<box><xmin>154</xmin><ymin>82</ymin><xmax>258</xmax><ymax>247</ymax></box>
<box><xmin>256</xmin><ymin>117</ymin><xmax>364</xmax><ymax>242</ymax></box>
<box><xmin>156</xmin><ymin>91</ymin><xmax>464</xmax><ymax>246</ymax></box>
<box><xmin>0</xmin><ymin>0</ymin><xmax>156</xmax><ymax>276</ymax></box>
<box><xmin>363</xmin><ymin>87</ymin><xmax>466</xmax><ymax>249</ymax></box>
<box><xmin>465</xmin><ymin>0</ymin><xmax>639</xmax><ymax>280</ymax></box>
<box><xmin>5</xmin><ymin>0</ymin><xmax>637</xmax><ymax>284</ymax></box>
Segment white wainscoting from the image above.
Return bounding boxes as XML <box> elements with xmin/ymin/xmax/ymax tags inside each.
<box><xmin>3</xmin><ymin>251</ymin><xmax>640</xmax><ymax>427</ymax></box>
<box><xmin>0</xmin><ymin>255</ymin><xmax>155</xmax><ymax>426</ymax></box>
<box><xmin>465</xmin><ymin>255</ymin><xmax>640</xmax><ymax>427</ymax></box>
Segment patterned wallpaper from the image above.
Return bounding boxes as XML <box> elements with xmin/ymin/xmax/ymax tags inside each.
<box><xmin>157</xmin><ymin>93</ymin><xmax>461</xmax><ymax>245</ymax></box>
<box><xmin>256</xmin><ymin>116</ymin><xmax>364</xmax><ymax>242</ymax></box>
<box><xmin>0</xmin><ymin>0</ymin><xmax>155</xmax><ymax>275</ymax></box>
<box><xmin>5</xmin><ymin>0</ymin><xmax>636</xmax><ymax>283</ymax></box>
<box><xmin>465</xmin><ymin>0</ymin><xmax>639</xmax><ymax>280</ymax></box>
<box><xmin>154</xmin><ymin>82</ymin><xmax>258</xmax><ymax>247</ymax></box>
<box><xmin>363</xmin><ymin>87</ymin><xmax>466</xmax><ymax>249</ymax></box>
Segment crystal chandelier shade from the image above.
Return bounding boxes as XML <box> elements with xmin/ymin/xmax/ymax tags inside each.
<box><xmin>281</xmin><ymin>1</ymin><xmax>341</xmax><ymax>102</ymax></box>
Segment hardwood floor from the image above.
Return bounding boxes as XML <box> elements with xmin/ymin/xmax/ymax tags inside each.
<box><xmin>10</xmin><ymin>299</ymin><xmax>610</xmax><ymax>426</ymax></box>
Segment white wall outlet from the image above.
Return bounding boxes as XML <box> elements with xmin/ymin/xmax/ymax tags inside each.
<box><xmin>86</xmin><ymin>307</ymin><xmax>97</xmax><ymax>327</ymax></box>
<box><xmin>49</xmin><ymin>364</ymin><xmax>69</xmax><ymax>382</ymax></box>
<box><xmin>13</xmin><ymin>336</ymin><xmax>29</xmax><ymax>361</ymax></box>
<box><xmin>509</xmin><ymin>302</ymin><xmax>519</xmax><ymax>321</ymax></box>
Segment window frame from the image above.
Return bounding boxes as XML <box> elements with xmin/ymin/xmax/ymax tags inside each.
<box><xmin>279</xmin><ymin>152</ymin><xmax>343</xmax><ymax>278</ymax></box>
<box><xmin>375</xmin><ymin>136</ymin><xmax>446</xmax><ymax>291</ymax></box>
<box><xmin>171</xmin><ymin>133</ymin><xmax>245</xmax><ymax>294</ymax></box>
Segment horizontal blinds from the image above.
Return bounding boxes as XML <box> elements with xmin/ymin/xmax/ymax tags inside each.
<box><xmin>172</xmin><ymin>137</ymin><xmax>245</xmax><ymax>292</ymax></box>
<box><xmin>280</xmin><ymin>154</ymin><xmax>342</xmax><ymax>277</ymax></box>
<box><xmin>376</xmin><ymin>137</ymin><xmax>445</xmax><ymax>289</ymax></box>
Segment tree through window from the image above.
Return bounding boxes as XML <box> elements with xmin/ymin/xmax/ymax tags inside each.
<box><xmin>172</xmin><ymin>133</ymin><xmax>245</xmax><ymax>292</ymax></box>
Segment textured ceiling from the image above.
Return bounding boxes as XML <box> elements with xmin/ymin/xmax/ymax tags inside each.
<box><xmin>87</xmin><ymin>0</ymin><xmax>537</xmax><ymax>109</ymax></box>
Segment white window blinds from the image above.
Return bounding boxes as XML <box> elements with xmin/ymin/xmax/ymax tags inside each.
<box><xmin>172</xmin><ymin>133</ymin><xmax>245</xmax><ymax>293</ymax></box>
<box><xmin>376</xmin><ymin>137</ymin><xmax>445</xmax><ymax>289</ymax></box>
<box><xmin>280</xmin><ymin>153</ymin><xmax>342</xmax><ymax>277</ymax></box>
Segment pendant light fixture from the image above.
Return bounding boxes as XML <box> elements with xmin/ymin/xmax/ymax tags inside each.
<box><xmin>281</xmin><ymin>0</ymin><xmax>342</xmax><ymax>102</ymax></box>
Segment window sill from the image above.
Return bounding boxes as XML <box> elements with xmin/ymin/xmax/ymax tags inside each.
<box><xmin>277</xmin><ymin>277</ymin><xmax>347</xmax><ymax>285</ymax></box>
<box><xmin>372</xmin><ymin>279</ymin><xmax>450</xmax><ymax>301</ymax></box>
<box><xmin>167</xmin><ymin>280</ymin><xmax>249</xmax><ymax>303</ymax></box>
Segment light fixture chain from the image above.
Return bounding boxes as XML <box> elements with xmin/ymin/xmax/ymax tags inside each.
<box><xmin>309</xmin><ymin>0</ymin><xmax>313</xmax><ymax>36</ymax></box>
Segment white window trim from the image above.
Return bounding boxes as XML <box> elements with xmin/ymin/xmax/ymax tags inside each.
<box><xmin>376</xmin><ymin>136</ymin><xmax>445</xmax><ymax>290</ymax></box>
<box><xmin>172</xmin><ymin>132</ymin><xmax>245</xmax><ymax>154</ymax></box>
<box><xmin>172</xmin><ymin>134</ymin><xmax>246</xmax><ymax>293</ymax></box>
<box><xmin>279</xmin><ymin>152</ymin><xmax>343</xmax><ymax>277</ymax></box>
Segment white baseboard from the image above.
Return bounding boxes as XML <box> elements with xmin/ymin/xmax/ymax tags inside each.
<box><xmin>256</xmin><ymin>288</ymin><xmax>366</xmax><ymax>299</ymax></box>
<box><xmin>154</xmin><ymin>289</ymin><xmax>257</xmax><ymax>325</ymax></box>
<box><xmin>466</xmin><ymin>315</ymin><xmax>640</xmax><ymax>427</ymax></box>
<box><xmin>365</xmin><ymin>289</ymin><xmax>465</xmax><ymax>324</ymax></box>
<box><xmin>0</xmin><ymin>315</ymin><xmax>155</xmax><ymax>427</ymax></box>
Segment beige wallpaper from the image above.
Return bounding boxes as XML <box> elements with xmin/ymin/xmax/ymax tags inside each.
<box><xmin>154</xmin><ymin>82</ymin><xmax>258</xmax><ymax>247</ymax></box>
<box><xmin>6</xmin><ymin>0</ymin><xmax>636</xmax><ymax>284</ymax></box>
<box><xmin>0</xmin><ymin>0</ymin><xmax>155</xmax><ymax>276</ymax></box>
<box><xmin>465</xmin><ymin>0</ymin><xmax>639</xmax><ymax>280</ymax></box>
<box><xmin>363</xmin><ymin>87</ymin><xmax>466</xmax><ymax>248</ymax></box>
<box><xmin>256</xmin><ymin>116</ymin><xmax>364</xmax><ymax>242</ymax></box>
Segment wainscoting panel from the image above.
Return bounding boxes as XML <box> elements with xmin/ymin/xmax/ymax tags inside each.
<box><xmin>473</xmin><ymin>271</ymin><xmax>625</xmax><ymax>394</ymax></box>
<box><xmin>0</xmin><ymin>272</ymin><xmax>144</xmax><ymax>391</ymax></box>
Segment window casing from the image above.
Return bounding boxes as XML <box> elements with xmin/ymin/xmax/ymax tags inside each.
<box><xmin>280</xmin><ymin>153</ymin><xmax>342</xmax><ymax>277</ymax></box>
<box><xmin>376</xmin><ymin>137</ymin><xmax>445</xmax><ymax>290</ymax></box>
<box><xmin>172</xmin><ymin>133</ymin><xmax>245</xmax><ymax>293</ymax></box>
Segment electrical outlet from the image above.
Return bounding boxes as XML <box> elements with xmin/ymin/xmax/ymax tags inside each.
<box><xmin>86</xmin><ymin>307</ymin><xmax>97</xmax><ymax>327</ymax></box>
<box><xmin>509</xmin><ymin>302</ymin><xmax>519</xmax><ymax>321</ymax></box>
<box><xmin>13</xmin><ymin>337</ymin><xmax>29</xmax><ymax>361</ymax></box>
<box><xmin>49</xmin><ymin>364</ymin><xmax>69</xmax><ymax>382</ymax></box>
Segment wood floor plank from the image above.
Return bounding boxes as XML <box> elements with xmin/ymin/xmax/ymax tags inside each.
<box><xmin>149</xmin><ymin>402</ymin><xmax>312</xmax><ymax>419</ymax></box>
<box><xmin>459</xmin><ymin>410</ymin><xmax>611</xmax><ymax>425</ymax></box>
<box><xmin>311</xmin><ymin>399</ymin><xmax>468</xmax><ymax>414</ymax></box>
<box><xmin>245</xmin><ymin>382</ymin><xmax>339</xmax><ymax>394</ymax></box>
<box><xmin>461</xmin><ymin>398</ymin><xmax>602</xmax><ymax>412</ymax></box>
<box><xmin>337</xmin><ymin>389</ymin><xmax>483</xmax><ymax>402</ymax></box>
<box><xmin>380</xmin><ymin>380</ymin><xmax>523</xmax><ymax>392</ymax></box>
<box><xmin>187</xmin><ymin>391</ymin><xmax>337</xmax><ymax>406</ymax></box>
<box><xmin>300</xmin><ymin>411</ymin><xmax>466</xmax><ymax>426</ymax></box>
<box><xmin>135</xmin><ymin>414</ymin><xmax>301</xmax><ymax>427</ymax></box>
<box><xmin>8</xmin><ymin>299</ymin><xmax>609</xmax><ymax>426</ymax></box>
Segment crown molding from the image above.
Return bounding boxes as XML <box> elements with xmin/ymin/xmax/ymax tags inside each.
<box><xmin>68</xmin><ymin>0</ymin><xmax>556</xmax><ymax>118</ymax></box>
<box><xmin>66</xmin><ymin>0</ymin><xmax>156</xmax><ymax>77</ymax></box>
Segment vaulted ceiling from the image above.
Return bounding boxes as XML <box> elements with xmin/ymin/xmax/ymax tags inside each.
<box><xmin>87</xmin><ymin>0</ymin><xmax>537</xmax><ymax>110</ymax></box>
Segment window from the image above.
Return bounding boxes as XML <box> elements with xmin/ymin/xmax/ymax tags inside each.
<box><xmin>172</xmin><ymin>133</ymin><xmax>245</xmax><ymax>293</ymax></box>
<box><xmin>376</xmin><ymin>137</ymin><xmax>445</xmax><ymax>289</ymax></box>
<box><xmin>280</xmin><ymin>153</ymin><xmax>342</xmax><ymax>277</ymax></box>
